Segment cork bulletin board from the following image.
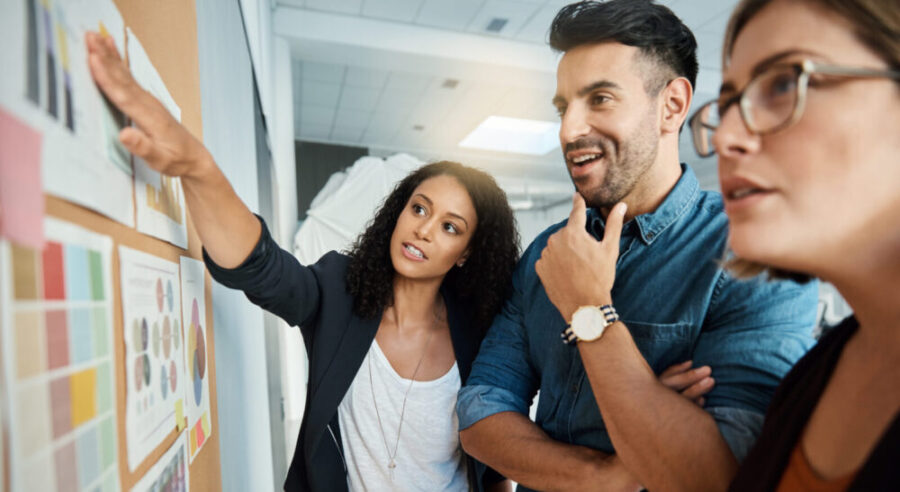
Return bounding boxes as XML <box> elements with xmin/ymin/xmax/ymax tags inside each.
<box><xmin>0</xmin><ymin>0</ymin><xmax>222</xmax><ymax>490</ymax></box>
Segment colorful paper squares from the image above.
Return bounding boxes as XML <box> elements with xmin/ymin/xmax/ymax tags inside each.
<box><xmin>76</xmin><ymin>426</ymin><xmax>100</xmax><ymax>489</ymax></box>
<box><xmin>70</xmin><ymin>368</ymin><xmax>97</xmax><ymax>427</ymax></box>
<box><xmin>99</xmin><ymin>416</ymin><xmax>116</xmax><ymax>469</ymax></box>
<box><xmin>42</xmin><ymin>241</ymin><xmax>66</xmax><ymax>299</ymax></box>
<box><xmin>14</xmin><ymin>311</ymin><xmax>45</xmax><ymax>379</ymax></box>
<box><xmin>46</xmin><ymin>309</ymin><xmax>69</xmax><ymax>369</ymax></box>
<box><xmin>0</xmin><ymin>106</ymin><xmax>44</xmax><ymax>248</ymax></box>
<box><xmin>11</xmin><ymin>243</ymin><xmax>40</xmax><ymax>299</ymax></box>
<box><xmin>50</xmin><ymin>377</ymin><xmax>73</xmax><ymax>439</ymax></box>
<box><xmin>64</xmin><ymin>244</ymin><xmax>90</xmax><ymax>300</ymax></box>
<box><xmin>17</xmin><ymin>383</ymin><xmax>52</xmax><ymax>458</ymax></box>
<box><xmin>68</xmin><ymin>308</ymin><xmax>93</xmax><ymax>364</ymax></box>
<box><xmin>54</xmin><ymin>440</ymin><xmax>79</xmax><ymax>492</ymax></box>
<box><xmin>95</xmin><ymin>362</ymin><xmax>113</xmax><ymax>413</ymax></box>
<box><xmin>92</xmin><ymin>306</ymin><xmax>108</xmax><ymax>357</ymax></box>
<box><xmin>89</xmin><ymin>249</ymin><xmax>104</xmax><ymax>299</ymax></box>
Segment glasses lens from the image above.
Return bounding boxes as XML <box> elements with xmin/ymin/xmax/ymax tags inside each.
<box><xmin>690</xmin><ymin>101</ymin><xmax>719</xmax><ymax>157</ymax></box>
<box><xmin>744</xmin><ymin>66</ymin><xmax>799</xmax><ymax>133</ymax></box>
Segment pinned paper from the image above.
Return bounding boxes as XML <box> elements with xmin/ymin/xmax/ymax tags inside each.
<box><xmin>175</xmin><ymin>399</ymin><xmax>185</xmax><ymax>431</ymax></box>
<box><xmin>0</xmin><ymin>106</ymin><xmax>44</xmax><ymax>248</ymax></box>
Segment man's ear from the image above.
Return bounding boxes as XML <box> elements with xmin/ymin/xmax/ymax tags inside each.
<box><xmin>660</xmin><ymin>77</ymin><xmax>693</xmax><ymax>135</ymax></box>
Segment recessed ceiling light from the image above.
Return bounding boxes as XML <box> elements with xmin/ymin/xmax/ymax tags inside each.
<box><xmin>486</xmin><ymin>18</ymin><xmax>508</xmax><ymax>33</ymax></box>
<box><xmin>459</xmin><ymin>116</ymin><xmax>559</xmax><ymax>155</ymax></box>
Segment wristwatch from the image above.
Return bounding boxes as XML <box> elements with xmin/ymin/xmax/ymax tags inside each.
<box><xmin>561</xmin><ymin>304</ymin><xmax>619</xmax><ymax>344</ymax></box>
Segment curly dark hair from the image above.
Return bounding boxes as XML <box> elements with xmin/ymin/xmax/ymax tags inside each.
<box><xmin>345</xmin><ymin>161</ymin><xmax>520</xmax><ymax>336</ymax></box>
<box><xmin>549</xmin><ymin>0</ymin><xmax>698</xmax><ymax>94</ymax></box>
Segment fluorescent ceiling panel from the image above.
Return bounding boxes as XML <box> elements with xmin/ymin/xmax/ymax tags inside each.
<box><xmin>459</xmin><ymin>116</ymin><xmax>559</xmax><ymax>155</ymax></box>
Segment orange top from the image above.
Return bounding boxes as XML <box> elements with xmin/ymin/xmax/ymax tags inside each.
<box><xmin>775</xmin><ymin>443</ymin><xmax>858</xmax><ymax>492</ymax></box>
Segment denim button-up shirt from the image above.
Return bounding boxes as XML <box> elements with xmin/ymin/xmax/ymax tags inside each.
<box><xmin>458</xmin><ymin>165</ymin><xmax>819</xmax><ymax>469</ymax></box>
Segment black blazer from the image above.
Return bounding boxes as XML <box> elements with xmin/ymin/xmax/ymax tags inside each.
<box><xmin>204</xmin><ymin>218</ymin><xmax>501</xmax><ymax>491</ymax></box>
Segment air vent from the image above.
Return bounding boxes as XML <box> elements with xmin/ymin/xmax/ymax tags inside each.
<box><xmin>485</xmin><ymin>17</ymin><xmax>508</xmax><ymax>33</ymax></box>
<box><xmin>441</xmin><ymin>79</ymin><xmax>459</xmax><ymax>89</ymax></box>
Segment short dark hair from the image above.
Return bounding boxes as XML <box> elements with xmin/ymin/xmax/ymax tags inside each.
<box><xmin>549</xmin><ymin>0</ymin><xmax>699</xmax><ymax>93</ymax></box>
<box><xmin>346</xmin><ymin>161</ymin><xmax>520</xmax><ymax>335</ymax></box>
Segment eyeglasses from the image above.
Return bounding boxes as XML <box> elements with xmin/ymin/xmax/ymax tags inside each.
<box><xmin>689</xmin><ymin>59</ymin><xmax>900</xmax><ymax>157</ymax></box>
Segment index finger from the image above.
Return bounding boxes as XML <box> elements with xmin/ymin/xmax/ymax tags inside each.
<box><xmin>601</xmin><ymin>201</ymin><xmax>627</xmax><ymax>245</ymax></box>
<box><xmin>567</xmin><ymin>192</ymin><xmax>587</xmax><ymax>230</ymax></box>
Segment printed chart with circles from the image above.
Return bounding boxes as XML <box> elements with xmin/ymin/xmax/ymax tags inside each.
<box><xmin>179</xmin><ymin>257</ymin><xmax>212</xmax><ymax>461</ymax></box>
<box><xmin>0</xmin><ymin>219</ymin><xmax>120</xmax><ymax>491</ymax></box>
<box><xmin>119</xmin><ymin>246</ymin><xmax>185</xmax><ymax>471</ymax></box>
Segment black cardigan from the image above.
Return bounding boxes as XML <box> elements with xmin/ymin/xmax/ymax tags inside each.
<box><xmin>729</xmin><ymin>316</ymin><xmax>899</xmax><ymax>491</ymax></box>
<box><xmin>203</xmin><ymin>218</ymin><xmax>501</xmax><ymax>491</ymax></box>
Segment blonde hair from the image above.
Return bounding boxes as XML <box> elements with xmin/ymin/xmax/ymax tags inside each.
<box><xmin>721</xmin><ymin>0</ymin><xmax>900</xmax><ymax>280</ymax></box>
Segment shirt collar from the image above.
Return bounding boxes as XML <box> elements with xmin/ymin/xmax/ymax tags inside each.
<box><xmin>587</xmin><ymin>163</ymin><xmax>700</xmax><ymax>245</ymax></box>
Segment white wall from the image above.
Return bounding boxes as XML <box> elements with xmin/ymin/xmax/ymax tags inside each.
<box><xmin>195</xmin><ymin>0</ymin><xmax>276</xmax><ymax>490</ymax></box>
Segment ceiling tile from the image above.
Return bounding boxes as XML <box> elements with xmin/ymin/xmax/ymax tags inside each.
<box><xmin>375</xmin><ymin>87</ymin><xmax>424</xmax><ymax>113</ymax></box>
<box><xmin>298</xmin><ymin>105</ymin><xmax>336</xmax><ymax>126</ymax></box>
<box><xmin>339</xmin><ymin>87</ymin><xmax>382</xmax><ymax>111</ymax></box>
<box><xmin>345</xmin><ymin>66</ymin><xmax>390</xmax><ymax>88</ymax></box>
<box><xmin>304</xmin><ymin>0</ymin><xmax>363</xmax><ymax>15</ymax></box>
<box><xmin>331</xmin><ymin>126</ymin><xmax>366</xmax><ymax>143</ymax></box>
<box><xmin>299</xmin><ymin>124</ymin><xmax>333</xmax><ymax>140</ymax></box>
<box><xmin>385</xmin><ymin>71</ymin><xmax>433</xmax><ymax>93</ymax></box>
<box><xmin>466</xmin><ymin>0</ymin><xmax>541</xmax><ymax>38</ymax></box>
<box><xmin>300</xmin><ymin>61</ymin><xmax>346</xmax><ymax>83</ymax></box>
<box><xmin>362</xmin><ymin>0</ymin><xmax>425</xmax><ymax>22</ymax></box>
<box><xmin>334</xmin><ymin>108</ymin><xmax>373</xmax><ymax>129</ymax></box>
<box><xmin>301</xmin><ymin>80</ymin><xmax>341</xmax><ymax>106</ymax></box>
<box><xmin>514</xmin><ymin>5</ymin><xmax>558</xmax><ymax>43</ymax></box>
<box><xmin>415</xmin><ymin>0</ymin><xmax>485</xmax><ymax>31</ymax></box>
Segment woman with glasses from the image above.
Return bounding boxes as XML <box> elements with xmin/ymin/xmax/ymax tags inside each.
<box><xmin>689</xmin><ymin>0</ymin><xmax>899</xmax><ymax>489</ymax></box>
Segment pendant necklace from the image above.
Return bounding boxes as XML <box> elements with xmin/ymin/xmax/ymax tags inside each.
<box><xmin>369</xmin><ymin>306</ymin><xmax>439</xmax><ymax>481</ymax></box>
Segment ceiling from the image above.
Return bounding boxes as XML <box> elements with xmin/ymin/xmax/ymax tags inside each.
<box><xmin>274</xmin><ymin>0</ymin><xmax>739</xmax><ymax>190</ymax></box>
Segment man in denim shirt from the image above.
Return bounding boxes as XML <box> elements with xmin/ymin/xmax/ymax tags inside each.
<box><xmin>457</xmin><ymin>1</ymin><xmax>819</xmax><ymax>491</ymax></box>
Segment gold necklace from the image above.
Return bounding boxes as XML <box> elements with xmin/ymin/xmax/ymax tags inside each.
<box><xmin>369</xmin><ymin>307</ymin><xmax>439</xmax><ymax>481</ymax></box>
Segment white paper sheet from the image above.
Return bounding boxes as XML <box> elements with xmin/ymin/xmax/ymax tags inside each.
<box><xmin>119</xmin><ymin>246</ymin><xmax>186</xmax><ymax>471</ymax></box>
<box><xmin>130</xmin><ymin>432</ymin><xmax>189</xmax><ymax>492</ymax></box>
<box><xmin>0</xmin><ymin>218</ymin><xmax>120</xmax><ymax>492</ymax></box>
<box><xmin>0</xmin><ymin>0</ymin><xmax>135</xmax><ymax>227</ymax></box>
<box><xmin>127</xmin><ymin>28</ymin><xmax>188</xmax><ymax>249</ymax></box>
<box><xmin>179</xmin><ymin>256</ymin><xmax>212</xmax><ymax>462</ymax></box>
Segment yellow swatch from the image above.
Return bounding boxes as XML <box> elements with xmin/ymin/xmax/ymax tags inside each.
<box><xmin>56</xmin><ymin>25</ymin><xmax>69</xmax><ymax>70</ymax></box>
<box><xmin>201</xmin><ymin>413</ymin><xmax>211</xmax><ymax>437</ymax></box>
<box><xmin>70</xmin><ymin>368</ymin><xmax>97</xmax><ymax>427</ymax></box>
<box><xmin>98</xmin><ymin>21</ymin><xmax>109</xmax><ymax>37</ymax></box>
<box><xmin>175</xmin><ymin>399</ymin><xmax>185</xmax><ymax>431</ymax></box>
<box><xmin>190</xmin><ymin>427</ymin><xmax>198</xmax><ymax>455</ymax></box>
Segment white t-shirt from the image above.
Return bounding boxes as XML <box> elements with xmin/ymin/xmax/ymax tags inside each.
<box><xmin>337</xmin><ymin>340</ymin><xmax>468</xmax><ymax>492</ymax></box>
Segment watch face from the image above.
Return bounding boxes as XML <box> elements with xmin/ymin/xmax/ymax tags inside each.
<box><xmin>571</xmin><ymin>307</ymin><xmax>605</xmax><ymax>341</ymax></box>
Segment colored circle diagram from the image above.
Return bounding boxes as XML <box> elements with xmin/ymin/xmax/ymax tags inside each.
<box><xmin>187</xmin><ymin>298</ymin><xmax>206</xmax><ymax>406</ymax></box>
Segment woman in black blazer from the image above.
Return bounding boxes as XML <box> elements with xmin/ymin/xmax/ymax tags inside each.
<box><xmin>203</xmin><ymin>161</ymin><xmax>519</xmax><ymax>491</ymax></box>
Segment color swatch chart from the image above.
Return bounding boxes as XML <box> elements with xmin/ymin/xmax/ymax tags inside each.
<box><xmin>179</xmin><ymin>257</ymin><xmax>211</xmax><ymax>462</ymax></box>
<box><xmin>119</xmin><ymin>247</ymin><xmax>184</xmax><ymax>472</ymax></box>
<box><xmin>0</xmin><ymin>218</ymin><xmax>119</xmax><ymax>492</ymax></box>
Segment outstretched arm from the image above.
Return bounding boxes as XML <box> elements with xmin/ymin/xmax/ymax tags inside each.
<box><xmin>86</xmin><ymin>31</ymin><xmax>259</xmax><ymax>267</ymax></box>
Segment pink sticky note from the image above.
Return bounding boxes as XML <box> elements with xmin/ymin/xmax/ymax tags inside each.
<box><xmin>0</xmin><ymin>106</ymin><xmax>44</xmax><ymax>248</ymax></box>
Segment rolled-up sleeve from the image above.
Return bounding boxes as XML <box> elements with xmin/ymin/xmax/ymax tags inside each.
<box><xmin>458</xmin><ymin>254</ymin><xmax>540</xmax><ymax>430</ymax></box>
<box><xmin>707</xmin><ymin>406</ymin><xmax>765</xmax><ymax>462</ymax></box>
